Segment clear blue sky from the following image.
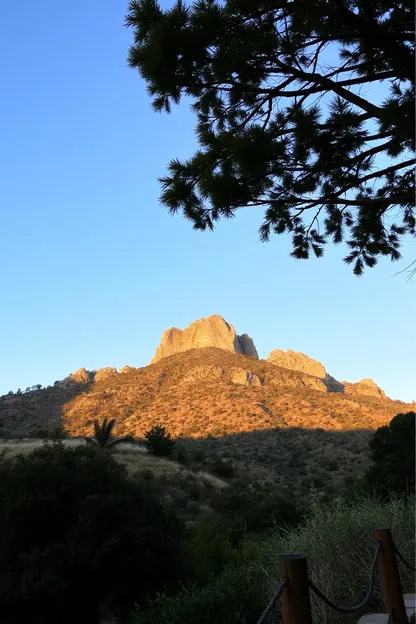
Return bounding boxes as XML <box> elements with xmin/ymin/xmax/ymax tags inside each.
<box><xmin>1</xmin><ymin>1</ymin><xmax>414</xmax><ymax>402</ymax></box>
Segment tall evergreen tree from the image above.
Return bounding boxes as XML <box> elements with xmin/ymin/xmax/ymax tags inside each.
<box><xmin>126</xmin><ymin>0</ymin><xmax>415</xmax><ymax>274</ymax></box>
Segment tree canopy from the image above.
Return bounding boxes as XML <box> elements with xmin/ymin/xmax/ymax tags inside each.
<box><xmin>126</xmin><ymin>0</ymin><xmax>415</xmax><ymax>274</ymax></box>
<box><xmin>365</xmin><ymin>411</ymin><xmax>415</xmax><ymax>495</ymax></box>
<box><xmin>0</xmin><ymin>444</ymin><xmax>184</xmax><ymax>623</ymax></box>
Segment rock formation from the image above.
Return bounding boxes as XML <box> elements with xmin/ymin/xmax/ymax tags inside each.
<box><xmin>267</xmin><ymin>350</ymin><xmax>387</xmax><ymax>397</ymax></box>
<box><xmin>343</xmin><ymin>378</ymin><xmax>387</xmax><ymax>399</ymax></box>
<box><xmin>118</xmin><ymin>365</ymin><xmax>136</xmax><ymax>374</ymax></box>
<box><xmin>151</xmin><ymin>314</ymin><xmax>259</xmax><ymax>363</ymax></box>
<box><xmin>267</xmin><ymin>349</ymin><xmax>326</xmax><ymax>378</ymax></box>
<box><xmin>93</xmin><ymin>367</ymin><xmax>118</xmax><ymax>382</ymax></box>
<box><xmin>47</xmin><ymin>315</ymin><xmax>388</xmax><ymax>403</ymax></box>
<box><xmin>323</xmin><ymin>374</ymin><xmax>345</xmax><ymax>392</ymax></box>
<box><xmin>230</xmin><ymin>368</ymin><xmax>263</xmax><ymax>387</ymax></box>
<box><xmin>61</xmin><ymin>367</ymin><xmax>92</xmax><ymax>386</ymax></box>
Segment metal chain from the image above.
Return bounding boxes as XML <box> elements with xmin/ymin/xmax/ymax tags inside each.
<box><xmin>394</xmin><ymin>543</ymin><xmax>416</xmax><ymax>572</ymax></box>
<box><xmin>308</xmin><ymin>541</ymin><xmax>381</xmax><ymax>614</ymax></box>
<box><xmin>255</xmin><ymin>578</ymin><xmax>288</xmax><ymax>624</ymax></box>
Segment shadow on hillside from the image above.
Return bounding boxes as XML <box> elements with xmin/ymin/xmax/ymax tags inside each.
<box><xmin>170</xmin><ymin>426</ymin><xmax>375</xmax><ymax>498</ymax></box>
<box><xmin>176</xmin><ymin>425</ymin><xmax>374</xmax><ymax>453</ymax></box>
<box><xmin>0</xmin><ymin>381</ymin><xmax>93</xmax><ymax>438</ymax></box>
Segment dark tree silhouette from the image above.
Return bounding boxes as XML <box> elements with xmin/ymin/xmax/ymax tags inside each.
<box><xmin>364</xmin><ymin>411</ymin><xmax>415</xmax><ymax>495</ymax></box>
<box><xmin>0</xmin><ymin>444</ymin><xmax>184</xmax><ymax>623</ymax></box>
<box><xmin>145</xmin><ymin>425</ymin><xmax>175</xmax><ymax>457</ymax></box>
<box><xmin>126</xmin><ymin>0</ymin><xmax>415</xmax><ymax>274</ymax></box>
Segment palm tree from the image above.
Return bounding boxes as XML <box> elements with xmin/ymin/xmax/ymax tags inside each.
<box><xmin>85</xmin><ymin>417</ymin><xmax>136</xmax><ymax>448</ymax></box>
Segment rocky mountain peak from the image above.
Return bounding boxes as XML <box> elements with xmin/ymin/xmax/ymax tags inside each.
<box><xmin>151</xmin><ymin>314</ymin><xmax>258</xmax><ymax>363</ymax></box>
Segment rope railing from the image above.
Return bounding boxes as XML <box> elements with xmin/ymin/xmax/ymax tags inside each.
<box><xmin>394</xmin><ymin>542</ymin><xmax>416</xmax><ymax>573</ymax></box>
<box><xmin>308</xmin><ymin>540</ymin><xmax>381</xmax><ymax>614</ymax></box>
<box><xmin>255</xmin><ymin>578</ymin><xmax>288</xmax><ymax>624</ymax></box>
<box><xmin>255</xmin><ymin>528</ymin><xmax>412</xmax><ymax>624</ymax></box>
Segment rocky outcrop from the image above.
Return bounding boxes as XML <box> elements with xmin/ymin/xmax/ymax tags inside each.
<box><xmin>230</xmin><ymin>368</ymin><xmax>263</xmax><ymax>387</ymax></box>
<box><xmin>118</xmin><ymin>365</ymin><xmax>136</xmax><ymax>374</ymax></box>
<box><xmin>238</xmin><ymin>334</ymin><xmax>259</xmax><ymax>358</ymax></box>
<box><xmin>343</xmin><ymin>378</ymin><xmax>387</xmax><ymax>399</ymax></box>
<box><xmin>181</xmin><ymin>365</ymin><xmax>225</xmax><ymax>384</ymax></box>
<box><xmin>151</xmin><ymin>315</ymin><xmax>259</xmax><ymax>363</ymax></box>
<box><xmin>93</xmin><ymin>367</ymin><xmax>118</xmax><ymax>382</ymax></box>
<box><xmin>323</xmin><ymin>374</ymin><xmax>345</xmax><ymax>392</ymax></box>
<box><xmin>268</xmin><ymin>349</ymin><xmax>326</xmax><ymax>379</ymax></box>
<box><xmin>61</xmin><ymin>367</ymin><xmax>92</xmax><ymax>386</ymax></box>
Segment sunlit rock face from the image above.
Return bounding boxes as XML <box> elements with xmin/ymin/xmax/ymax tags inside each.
<box><xmin>343</xmin><ymin>378</ymin><xmax>387</xmax><ymax>399</ymax></box>
<box><xmin>267</xmin><ymin>349</ymin><xmax>326</xmax><ymax>378</ymax></box>
<box><xmin>151</xmin><ymin>315</ymin><xmax>259</xmax><ymax>363</ymax></box>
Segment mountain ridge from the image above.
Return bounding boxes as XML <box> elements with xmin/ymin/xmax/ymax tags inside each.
<box><xmin>0</xmin><ymin>346</ymin><xmax>411</xmax><ymax>440</ymax></box>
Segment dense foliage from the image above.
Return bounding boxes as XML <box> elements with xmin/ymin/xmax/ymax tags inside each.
<box><xmin>133</xmin><ymin>495</ymin><xmax>415</xmax><ymax>624</ymax></box>
<box><xmin>364</xmin><ymin>411</ymin><xmax>415</xmax><ymax>495</ymax></box>
<box><xmin>0</xmin><ymin>444</ymin><xmax>184</xmax><ymax>623</ymax></box>
<box><xmin>126</xmin><ymin>0</ymin><xmax>415</xmax><ymax>274</ymax></box>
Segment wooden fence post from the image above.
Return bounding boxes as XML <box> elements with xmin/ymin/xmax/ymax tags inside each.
<box><xmin>280</xmin><ymin>554</ymin><xmax>313</xmax><ymax>624</ymax></box>
<box><xmin>373</xmin><ymin>528</ymin><xmax>408</xmax><ymax>624</ymax></box>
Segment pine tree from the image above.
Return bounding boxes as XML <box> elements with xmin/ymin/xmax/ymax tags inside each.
<box><xmin>144</xmin><ymin>425</ymin><xmax>175</xmax><ymax>456</ymax></box>
<box><xmin>126</xmin><ymin>0</ymin><xmax>415</xmax><ymax>274</ymax></box>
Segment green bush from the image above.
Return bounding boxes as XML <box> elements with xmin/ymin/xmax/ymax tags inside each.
<box><xmin>145</xmin><ymin>425</ymin><xmax>175</xmax><ymax>457</ymax></box>
<box><xmin>132</xmin><ymin>562</ymin><xmax>268</xmax><ymax>624</ymax></box>
<box><xmin>0</xmin><ymin>443</ymin><xmax>184</xmax><ymax>623</ymax></box>
<box><xmin>188</xmin><ymin>513</ymin><xmax>240</xmax><ymax>584</ymax></box>
<box><xmin>364</xmin><ymin>412</ymin><xmax>415</xmax><ymax>495</ymax></box>
<box><xmin>212</xmin><ymin>483</ymin><xmax>302</xmax><ymax>536</ymax></box>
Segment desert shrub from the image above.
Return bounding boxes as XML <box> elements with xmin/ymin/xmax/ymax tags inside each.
<box><xmin>0</xmin><ymin>443</ymin><xmax>184</xmax><ymax>624</ymax></box>
<box><xmin>48</xmin><ymin>421</ymin><xmax>67</xmax><ymax>441</ymax></box>
<box><xmin>187</xmin><ymin>481</ymin><xmax>204</xmax><ymax>501</ymax></box>
<box><xmin>192</xmin><ymin>448</ymin><xmax>207</xmax><ymax>463</ymax></box>
<box><xmin>29</xmin><ymin>428</ymin><xmax>49</xmax><ymax>439</ymax></box>
<box><xmin>186</xmin><ymin>501</ymin><xmax>201</xmax><ymax>516</ymax></box>
<box><xmin>212</xmin><ymin>483</ymin><xmax>302</xmax><ymax>536</ymax></box>
<box><xmin>175</xmin><ymin>443</ymin><xmax>190</xmax><ymax>465</ymax></box>
<box><xmin>145</xmin><ymin>425</ymin><xmax>175</xmax><ymax>457</ymax></box>
<box><xmin>188</xmin><ymin>513</ymin><xmax>240</xmax><ymax>584</ymax></box>
<box><xmin>209</xmin><ymin>457</ymin><xmax>235</xmax><ymax>478</ymax></box>
<box><xmin>364</xmin><ymin>412</ymin><xmax>415</xmax><ymax>496</ymax></box>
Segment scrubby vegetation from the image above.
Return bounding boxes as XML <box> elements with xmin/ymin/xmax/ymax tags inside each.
<box><xmin>0</xmin><ymin>412</ymin><xmax>414</xmax><ymax>623</ymax></box>
<box><xmin>132</xmin><ymin>495</ymin><xmax>415</xmax><ymax>624</ymax></box>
